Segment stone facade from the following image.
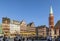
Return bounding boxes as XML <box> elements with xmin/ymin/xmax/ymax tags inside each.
<box><xmin>27</xmin><ymin>22</ymin><xmax>36</xmax><ymax>37</ymax></box>
<box><xmin>10</xmin><ymin>20</ymin><xmax>20</xmax><ymax>38</ymax></box>
<box><xmin>2</xmin><ymin>17</ymin><xmax>36</xmax><ymax>38</ymax></box>
<box><xmin>2</xmin><ymin>17</ymin><xmax>10</xmax><ymax>37</ymax></box>
<box><xmin>2</xmin><ymin>6</ymin><xmax>60</xmax><ymax>38</ymax></box>
<box><xmin>36</xmin><ymin>25</ymin><xmax>49</xmax><ymax>38</ymax></box>
<box><xmin>49</xmin><ymin>6</ymin><xmax>60</xmax><ymax>38</ymax></box>
<box><xmin>54</xmin><ymin>20</ymin><xmax>60</xmax><ymax>38</ymax></box>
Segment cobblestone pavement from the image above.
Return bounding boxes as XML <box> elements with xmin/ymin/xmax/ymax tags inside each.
<box><xmin>9</xmin><ymin>38</ymin><xmax>14</xmax><ymax>41</ymax></box>
<box><xmin>9</xmin><ymin>38</ymin><xmax>47</xmax><ymax>41</ymax></box>
<box><xmin>6</xmin><ymin>38</ymin><xmax>55</xmax><ymax>41</ymax></box>
<box><xmin>33</xmin><ymin>40</ymin><xmax>47</xmax><ymax>41</ymax></box>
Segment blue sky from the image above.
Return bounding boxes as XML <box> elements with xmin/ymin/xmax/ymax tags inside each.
<box><xmin>0</xmin><ymin>0</ymin><xmax>60</xmax><ymax>27</ymax></box>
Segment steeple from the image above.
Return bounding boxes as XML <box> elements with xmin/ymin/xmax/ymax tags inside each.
<box><xmin>49</xmin><ymin>5</ymin><xmax>54</xmax><ymax>28</ymax></box>
<box><xmin>50</xmin><ymin>6</ymin><xmax>53</xmax><ymax>14</ymax></box>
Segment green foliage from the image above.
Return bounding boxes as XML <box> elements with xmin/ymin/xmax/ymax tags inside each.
<box><xmin>0</xmin><ymin>25</ymin><xmax>3</xmax><ymax>34</ymax></box>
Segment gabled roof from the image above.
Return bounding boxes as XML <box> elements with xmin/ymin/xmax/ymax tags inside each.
<box><xmin>20</xmin><ymin>20</ymin><xmax>26</xmax><ymax>25</ymax></box>
<box><xmin>27</xmin><ymin>22</ymin><xmax>35</xmax><ymax>27</ymax></box>
<box><xmin>55</xmin><ymin>20</ymin><xmax>60</xmax><ymax>28</ymax></box>
<box><xmin>36</xmin><ymin>25</ymin><xmax>48</xmax><ymax>28</ymax></box>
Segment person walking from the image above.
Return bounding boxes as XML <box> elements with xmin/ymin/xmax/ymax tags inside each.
<box><xmin>47</xmin><ymin>36</ymin><xmax>50</xmax><ymax>41</ymax></box>
<box><xmin>47</xmin><ymin>36</ymin><xmax>52</xmax><ymax>41</ymax></box>
<box><xmin>49</xmin><ymin>36</ymin><xmax>52</xmax><ymax>41</ymax></box>
<box><xmin>32</xmin><ymin>38</ymin><xmax>34</xmax><ymax>41</ymax></box>
<box><xmin>19</xmin><ymin>39</ymin><xmax>21</xmax><ymax>41</ymax></box>
<box><xmin>22</xmin><ymin>38</ymin><xmax>25</xmax><ymax>41</ymax></box>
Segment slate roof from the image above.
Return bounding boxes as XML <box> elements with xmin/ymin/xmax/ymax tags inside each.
<box><xmin>55</xmin><ymin>20</ymin><xmax>60</xmax><ymax>29</ymax></box>
<box><xmin>27</xmin><ymin>22</ymin><xmax>34</xmax><ymax>26</ymax></box>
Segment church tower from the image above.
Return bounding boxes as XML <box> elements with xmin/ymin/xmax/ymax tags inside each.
<box><xmin>49</xmin><ymin>6</ymin><xmax>54</xmax><ymax>38</ymax></box>
<box><xmin>49</xmin><ymin>6</ymin><xmax>54</xmax><ymax>28</ymax></box>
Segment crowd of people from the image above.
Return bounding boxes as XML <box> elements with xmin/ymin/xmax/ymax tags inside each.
<box><xmin>47</xmin><ymin>36</ymin><xmax>60</xmax><ymax>41</ymax></box>
<box><xmin>1</xmin><ymin>35</ymin><xmax>60</xmax><ymax>41</ymax></box>
<box><xmin>47</xmin><ymin>36</ymin><xmax>52</xmax><ymax>41</ymax></box>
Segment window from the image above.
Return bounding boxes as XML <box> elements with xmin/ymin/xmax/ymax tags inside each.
<box><xmin>54</xmin><ymin>30</ymin><xmax>56</xmax><ymax>34</ymax></box>
<box><xmin>59</xmin><ymin>29</ymin><xmax>60</xmax><ymax>35</ymax></box>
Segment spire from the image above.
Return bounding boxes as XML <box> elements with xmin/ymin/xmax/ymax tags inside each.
<box><xmin>50</xmin><ymin>6</ymin><xmax>53</xmax><ymax>14</ymax></box>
